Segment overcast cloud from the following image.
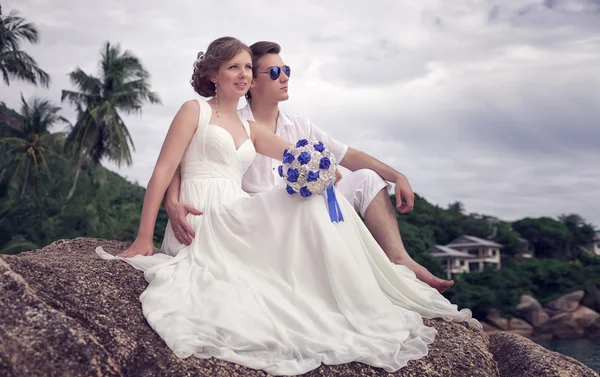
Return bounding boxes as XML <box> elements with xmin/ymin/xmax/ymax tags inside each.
<box><xmin>3</xmin><ymin>0</ymin><xmax>600</xmax><ymax>227</ymax></box>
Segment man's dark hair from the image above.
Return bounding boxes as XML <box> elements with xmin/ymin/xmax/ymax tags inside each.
<box><xmin>246</xmin><ymin>41</ymin><xmax>281</xmax><ymax>102</ymax></box>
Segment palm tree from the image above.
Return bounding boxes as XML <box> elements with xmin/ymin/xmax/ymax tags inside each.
<box><xmin>0</xmin><ymin>5</ymin><xmax>50</xmax><ymax>87</ymax></box>
<box><xmin>0</xmin><ymin>95</ymin><xmax>68</xmax><ymax>195</ymax></box>
<box><xmin>61</xmin><ymin>41</ymin><xmax>161</xmax><ymax>199</ymax></box>
<box><xmin>559</xmin><ymin>214</ymin><xmax>597</xmax><ymax>259</ymax></box>
<box><xmin>448</xmin><ymin>201</ymin><xmax>465</xmax><ymax>214</ymax></box>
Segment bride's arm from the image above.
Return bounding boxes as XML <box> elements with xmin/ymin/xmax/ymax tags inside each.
<box><xmin>250</xmin><ymin>121</ymin><xmax>343</xmax><ymax>183</ymax></box>
<box><xmin>165</xmin><ymin>165</ymin><xmax>182</xmax><ymax>205</ymax></box>
<box><xmin>118</xmin><ymin>100</ymin><xmax>200</xmax><ymax>257</ymax></box>
<box><xmin>250</xmin><ymin>121</ymin><xmax>290</xmax><ymax>161</ymax></box>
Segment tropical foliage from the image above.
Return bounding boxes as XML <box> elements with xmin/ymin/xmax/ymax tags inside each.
<box><xmin>0</xmin><ymin>5</ymin><xmax>49</xmax><ymax>87</ymax></box>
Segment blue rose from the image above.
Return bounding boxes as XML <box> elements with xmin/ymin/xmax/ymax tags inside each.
<box><xmin>287</xmin><ymin>168</ymin><xmax>299</xmax><ymax>183</ymax></box>
<box><xmin>298</xmin><ymin>151</ymin><xmax>311</xmax><ymax>165</ymax></box>
<box><xmin>314</xmin><ymin>141</ymin><xmax>325</xmax><ymax>152</ymax></box>
<box><xmin>319</xmin><ymin>157</ymin><xmax>331</xmax><ymax>170</ymax></box>
<box><xmin>296</xmin><ymin>139</ymin><xmax>309</xmax><ymax>147</ymax></box>
<box><xmin>299</xmin><ymin>187</ymin><xmax>312</xmax><ymax>197</ymax></box>
<box><xmin>283</xmin><ymin>150</ymin><xmax>295</xmax><ymax>164</ymax></box>
<box><xmin>277</xmin><ymin>165</ymin><xmax>283</xmax><ymax>177</ymax></box>
<box><xmin>286</xmin><ymin>185</ymin><xmax>295</xmax><ymax>195</ymax></box>
<box><xmin>307</xmin><ymin>170</ymin><xmax>320</xmax><ymax>182</ymax></box>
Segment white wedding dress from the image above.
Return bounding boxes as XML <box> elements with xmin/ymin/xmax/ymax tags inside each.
<box><xmin>96</xmin><ymin>99</ymin><xmax>474</xmax><ymax>376</ymax></box>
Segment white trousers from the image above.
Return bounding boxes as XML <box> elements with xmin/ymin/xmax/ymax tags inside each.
<box><xmin>336</xmin><ymin>169</ymin><xmax>390</xmax><ymax>217</ymax></box>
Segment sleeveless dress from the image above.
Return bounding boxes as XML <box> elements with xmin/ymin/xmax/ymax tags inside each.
<box><xmin>96</xmin><ymin>99</ymin><xmax>474</xmax><ymax>376</ymax></box>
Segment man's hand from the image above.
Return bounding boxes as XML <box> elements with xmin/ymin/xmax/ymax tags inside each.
<box><xmin>165</xmin><ymin>200</ymin><xmax>203</xmax><ymax>245</ymax></box>
<box><xmin>394</xmin><ymin>174</ymin><xmax>415</xmax><ymax>214</ymax></box>
<box><xmin>335</xmin><ymin>168</ymin><xmax>343</xmax><ymax>184</ymax></box>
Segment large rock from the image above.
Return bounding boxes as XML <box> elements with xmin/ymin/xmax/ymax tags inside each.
<box><xmin>582</xmin><ymin>286</ymin><xmax>600</xmax><ymax>313</ymax></box>
<box><xmin>0</xmin><ymin>258</ymin><xmax>121</xmax><ymax>377</ymax></box>
<box><xmin>1</xmin><ymin>237</ymin><xmax>499</xmax><ymax>377</ymax></box>
<box><xmin>515</xmin><ymin>294</ymin><xmax>550</xmax><ymax>327</ymax></box>
<box><xmin>509</xmin><ymin>318</ymin><xmax>533</xmax><ymax>331</ymax></box>
<box><xmin>490</xmin><ymin>332</ymin><xmax>598</xmax><ymax>377</ymax></box>
<box><xmin>535</xmin><ymin>306</ymin><xmax>600</xmax><ymax>340</ymax></box>
<box><xmin>507</xmin><ymin>318</ymin><xmax>533</xmax><ymax>337</ymax></box>
<box><xmin>486</xmin><ymin>309</ymin><xmax>509</xmax><ymax>330</ymax></box>
<box><xmin>545</xmin><ymin>290</ymin><xmax>585</xmax><ymax>317</ymax></box>
<box><xmin>536</xmin><ymin>312</ymin><xmax>585</xmax><ymax>339</ymax></box>
<box><xmin>481</xmin><ymin>321</ymin><xmax>501</xmax><ymax>333</ymax></box>
<box><xmin>2</xmin><ymin>237</ymin><xmax>597</xmax><ymax>377</ymax></box>
<box><xmin>572</xmin><ymin>306</ymin><xmax>600</xmax><ymax>330</ymax></box>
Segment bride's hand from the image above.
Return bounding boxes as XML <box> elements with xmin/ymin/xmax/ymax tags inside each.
<box><xmin>117</xmin><ymin>238</ymin><xmax>156</xmax><ymax>258</ymax></box>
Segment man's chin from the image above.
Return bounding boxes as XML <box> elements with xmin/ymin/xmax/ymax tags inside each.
<box><xmin>279</xmin><ymin>93</ymin><xmax>290</xmax><ymax>102</ymax></box>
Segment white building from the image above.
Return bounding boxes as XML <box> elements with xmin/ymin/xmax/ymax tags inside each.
<box><xmin>429</xmin><ymin>235</ymin><xmax>503</xmax><ymax>279</ymax></box>
<box><xmin>429</xmin><ymin>245</ymin><xmax>476</xmax><ymax>280</ymax></box>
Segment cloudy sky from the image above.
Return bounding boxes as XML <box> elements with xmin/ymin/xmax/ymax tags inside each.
<box><xmin>3</xmin><ymin>0</ymin><xmax>600</xmax><ymax>228</ymax></box>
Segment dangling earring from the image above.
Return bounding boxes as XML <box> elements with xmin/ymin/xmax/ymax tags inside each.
<box><xmin>214</xmin><ymin>81</ymin><xmax>220</xmax><ymax>118</ymax></box>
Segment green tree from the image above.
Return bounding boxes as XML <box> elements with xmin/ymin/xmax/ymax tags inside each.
<box><xmin>512</xmin><ymin>217</ymin><xmax>570</xmax><ymax>259</ymax></box>
<box><xmin>61</xmin><ymin>41</ymin><xmax>161</xmax><ymax>199</ymax></box>
<box><xmin>559</xmin><ymin>213</ymin><xmax>597</xmax><ymax>258</ymax></box>
<box><xmin>0</xmin><ymin>95</ymin><xmax>68</xmax><ymax>195</ymax></box>
<box><xmin>493</xmin><ymin>221</ymin><xmax>525</xmax><ymax>257</ymax></box>
<box><xmin>0</xmin><ymin>5</ymin><xmax>49</xmax><ymax>87</ymax></box>
<box><xmin>447</xmin><ymin>201</ymin><xmax>465</xmax><ymax>215</ymax></box>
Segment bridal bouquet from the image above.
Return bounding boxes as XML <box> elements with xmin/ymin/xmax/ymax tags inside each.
<box><xmin>278</xmin><ymin>139</ymin><xmax>344</xmax><ymax>222</ymax></box>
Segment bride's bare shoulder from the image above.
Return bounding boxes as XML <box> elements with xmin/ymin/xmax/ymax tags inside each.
<box><xmin>179</xmin><ymin>99</ymin><xmax>201</xmax><ymax>113</ymax></box>
<box><xmin>166</xmin><ymin>100</ymin><xmax>203</xmax><ymax>132</ymax></box>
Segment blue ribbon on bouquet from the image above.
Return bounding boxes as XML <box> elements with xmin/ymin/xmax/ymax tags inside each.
<box><xmin>326</xmin><ymin>185</ymin><xmax>344</xmax><ymax>223</ymax></box>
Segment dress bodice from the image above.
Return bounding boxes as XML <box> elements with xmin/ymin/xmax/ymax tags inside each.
<box><xmin>180</xmin><ymin>100</ymin><xmax>256</xmax><ymax>186</ymax></box>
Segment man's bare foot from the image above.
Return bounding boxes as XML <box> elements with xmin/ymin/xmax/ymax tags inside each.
<box><xmin>392</xmin><ymin>257</ymin><xmax>454</xmax><ymax>293</ymax></box>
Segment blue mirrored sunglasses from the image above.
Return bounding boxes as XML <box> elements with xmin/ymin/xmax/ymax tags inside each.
<box><xmin>258</xmin><ymin>65</ymin><xmax>291</xmax><ymax>80</ymax></box>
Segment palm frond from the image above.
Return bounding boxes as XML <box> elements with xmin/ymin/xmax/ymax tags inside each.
<box><xmin>0</xmin><ymin>49</ymin><xmax>50</xmax><ymax>87</ymax></box>
<box><xmin>4</xmin><ymin>10</ymin><xmax>40</xmax><ymax>47</ymax></box>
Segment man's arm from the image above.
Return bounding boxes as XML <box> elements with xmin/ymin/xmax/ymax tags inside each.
<box><xmin>340</xmin><ymin>148</ymin><xmax>402</xmax><ymax>183</ymax></box>
<box><xmin>307</xmin><ymin>118</ymin><xmax>415</xmax><ymax>213</ymax></box>
<box><xmin>164</xmin><ymin>165</ymin><xmax>203</xmax><ymax>245</ymax></box>
<box><xmin>340</xmin><ymin>148</ymin><xmax>415</xmax><ymax>213</ymax></box>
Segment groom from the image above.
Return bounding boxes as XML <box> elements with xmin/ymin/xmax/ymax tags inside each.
<box><xmin>164</xmin><ymin>41</ymin><xmax>453</xmax><ymax>293</ymax></box>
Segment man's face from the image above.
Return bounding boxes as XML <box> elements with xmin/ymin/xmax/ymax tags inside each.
<box><xmin>250</xmin><ymin>53</ymin><xmax>290</xmax><ymax>103</ymax></box>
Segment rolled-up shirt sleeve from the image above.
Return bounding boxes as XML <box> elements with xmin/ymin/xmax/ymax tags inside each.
<box><xmin>306</xmin><ymin>119</ymin><xmax>348</xmax><ymax>164</ymax></box>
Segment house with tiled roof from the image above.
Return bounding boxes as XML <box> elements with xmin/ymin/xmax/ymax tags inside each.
<box><xmin>428</xmin><ymin>235</ymin><xmax>503</xmax><ymax>280</ymax></box>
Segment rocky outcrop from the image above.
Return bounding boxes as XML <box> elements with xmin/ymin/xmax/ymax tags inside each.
<box><xmin>507</xmin><ymin>318</ymin><xmax>534</xmax><ymax>337</ymax></box>
<box><xmin>490</xmin><ymin>332</ymin><xmax>598</xmax><ymax>377</ymax></box>
<box><xmin>545</xmin><ymin>290</ymin><xmax>586</xmax><ymax>317</ymax></box>
<box><xmin>1</xmin><ymin>237</ymin><xmax>597</xmax><ymax>377</ymax></box>
<box><xmin>484</xmin><ymin>292</ymin><xmax>600</xmax><ymax>341</ymax></box>
<box><xmin>515</xmin><ymin>294</ymin><xmax>550</xmax><ymax>327</ymax></box>
<box><xmin>0</xmin><ymin>258</ymin><xmax>121</xmax><ymax>377</ymax></box>
<box><xmin>536</xmin><ymin>306</ymin><xmax>600</xmax><ymax>340</ymax></box>
<box><xmin>486</xmin><ymin>309</ymin><xmax>509</xmax><ymax>330</ymax></box>
<box><xmin>582</xmin><ymin>287</ymin><xmax>600</xmax><ymax>313</ymax></box>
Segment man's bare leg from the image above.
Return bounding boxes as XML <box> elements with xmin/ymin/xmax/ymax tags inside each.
<box><xmin>363</xmin><ymin>188</ymin><xmax>454</xmax><ymax>293</ymax></box>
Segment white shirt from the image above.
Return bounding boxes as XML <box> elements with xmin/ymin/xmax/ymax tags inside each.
<box><xmin>238</xmin><ymin>105</ymin><xmax>348</xmax><ymax>194</ymax></box>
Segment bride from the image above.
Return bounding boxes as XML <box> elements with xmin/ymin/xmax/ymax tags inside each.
<box><xmin>96</xmin><ymin>36</ymin><xmax>475</xmax><ymax>376</ymax></box>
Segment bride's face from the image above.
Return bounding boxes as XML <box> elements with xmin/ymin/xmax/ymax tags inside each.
<box><xmin>213</xmin><ymin>51</ymin><xmax>253</xmax><ymax>99</ymax></box>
